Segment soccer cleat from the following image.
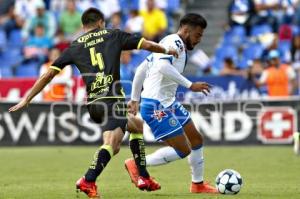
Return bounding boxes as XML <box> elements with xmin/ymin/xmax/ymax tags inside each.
<box><xmin>76</xmin><ymin>177</ymin><xmax>100</xmax><ymax>199</ymax></box>
<box><xmin>294</xmin><ymin>132</ymin><xmax>300</xmax><ymax>155</ymax></box>
<box><xmin>124</xmin><ymin>158</ymin><xmax>139</xmax><ymax>186</ymax></box>
<box><xmin>124</xmin><ymin>158</ymin><xmax>161</xmax><ymax>191</ymax></box>
<box><xmin>137</xmin><ymin>176</ymin><xmax>161</xmax><ymax>191</ymax></box>
<box><xmin>190</xmin><ymin>181</ymin><xmax>218</xmax><ymax>194</ymax></box>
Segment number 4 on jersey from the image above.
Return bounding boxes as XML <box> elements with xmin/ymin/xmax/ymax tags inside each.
<box><xmin>89</xmin><ymin>47</ymin><xmax>105</xmax><ymax>71</ymax></box>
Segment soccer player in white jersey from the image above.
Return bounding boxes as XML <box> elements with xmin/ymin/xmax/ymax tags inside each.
<box><xmin>124</xmin><ymin>13</ymin><xmax>217</xmax><ymax>193</ymax></box>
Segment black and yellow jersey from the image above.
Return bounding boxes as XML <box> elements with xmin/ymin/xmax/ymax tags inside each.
<box><xmin>51</xmin><ymin>28</ymin><xmax>144</xmax><ymax>103</ymax></box>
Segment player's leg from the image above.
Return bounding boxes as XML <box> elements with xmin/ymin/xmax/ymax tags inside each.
<box><xmin>183</xmin><ymin>121</ymin><xmax>216</xmax><ymax>193</ymax></box>
<box><xmin>76</xmin><ymin>99</ymin><xmax>127</xmax><ymax>198</ymax></box>
<box><xmin>84</xmin><ymin>128</ymin><xmax>124</xmax><ymax>182</ymax></box>
<box><xmin>77</xmin><ymin>128</ymin><xmax>124</xmax><ymax>198</ymax></box>
<box><xmin>145</xmin><ymin>134</ymin><xmax>192</xmax><ymax>166</ymax></box>
<box><xmin>125</xmin><ymin>114</ymin><xmax>161</xmax><ymax>191</ymax></box>
<box><xmin>145</xmin><ymin>102</ymin><xmax>191</xmax><ymax>166</ymax></box>
<box><xmin>126</xmin><ymin>114</ymin><xmax>149</xmax><ymax>178</ymax></box>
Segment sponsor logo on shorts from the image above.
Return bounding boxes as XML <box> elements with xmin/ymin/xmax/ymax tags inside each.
<box><xmin>169</xmin><ymin>118</ymin><xmax>178</xmax><ymax>127</ymax></box>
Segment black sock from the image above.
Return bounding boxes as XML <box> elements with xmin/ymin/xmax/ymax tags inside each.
<box><xmin>85</xmin><ymin>146</ymin><xmax>112</xmax><ymax>182</ymax></box>
<box><xmin>129</xmin><ymin>134</ymin><xmax>149</xmax><ymax>178</ymax></box>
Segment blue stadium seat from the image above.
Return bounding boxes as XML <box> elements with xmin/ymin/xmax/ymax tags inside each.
<box><xmin>167</xmin><ymin>0</ymin><xmax>180</xmax><ymax>12</ymax></box>
<box><xmin>243</xmin><ymin>43</ymin><xmax>264</xmax><ymax>60</ymax></box>
<box><xmin>16</xmin><ymin>63</ymin><xmax>39</xmax><ymax>77</ymax></box>
<box><xmin>0</xmin><ymin>29</ymin><xmax>7</xmax><ymax>50</ymax></box>
<box><xmin>223</xmin><ymin>26</ymin><xmax>246</xmax><ymax>46</ymax></box>
<box><xmin>215</xmin><ymin>45</ymin><xmax>238</xmax><ymax>61</ymax></box>
<box><xmin>278</xmin><ymin>40</ymin><xmax>291</xmax><ymax>52</ymax></box>
<box><xmin>237</xmin><ymin>58</ymin><xmax>249</xmax><ymax>69</ymax></box>
<box><xmin>212</xmin><ymin>45</ymin><xmax>239</xmax><ymax>71</ymax></box>
<box><xmin>278</xmin><ymin>41</ymin><xmax>292</xmax><ymax>63</ymax></box>
<box><xmin>1</xmin><ymin>48</ymin><xmax>23</xmax><ymax>67</ymax></box>
<box><xmin>8</xmin><ymin>30</ymin><xmax>23</xmax><ymax>48</ymax></box>
<box><xmin>0</xmin><ymin>67</ymin><xmax>13</xmax><ymax>78</ymax></box>
<box><xmin>250</xmin><ymin>24</ymin><xmax>272</xmax><ymax>36</ymax></box>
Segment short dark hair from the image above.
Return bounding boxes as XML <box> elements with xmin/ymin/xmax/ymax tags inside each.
<box><xmin>81</xmin><ymin>8</ymin><xmax>104</xmax><ymax>27</ymax></box>
<box><xmin>179</xmin><ymin>13</ymin><xmax>207</xmax><ymax>29</ymax></box>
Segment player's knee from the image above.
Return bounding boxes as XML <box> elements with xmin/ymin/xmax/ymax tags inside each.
<box><xmin>175</xmin><ymin>148</ymin><xmax>191</xmax><ymax>159</ymax></box>
<box><xmin>113</xmin><ymin>145</ymin><xmax>121</xmax><ymax>155</ymax></box>
<box><xmin>127</xmin><ymin>116</ymin><xmax>143</xmax><ymax>134</ymax></box>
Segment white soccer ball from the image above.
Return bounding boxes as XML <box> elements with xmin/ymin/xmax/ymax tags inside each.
<box><xmin>215</xmin><ymin>169</ymin><xmax>243</xmax><ymax>194</ymax></box>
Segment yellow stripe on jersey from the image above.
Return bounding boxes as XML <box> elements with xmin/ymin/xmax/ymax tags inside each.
<box><xmin>50</xmin><ymin>66</ymin><xmax>62</xmax><ymax>72</ymax></box>
<box><xmin>137</xmin><ymin>38</ymin><xmax>145</xmax><ymax>49</ymax></box>
<box><xmin>87</xmin><ymin>96</ymin><xmax>125</xmax><ymax>105</ymax></box>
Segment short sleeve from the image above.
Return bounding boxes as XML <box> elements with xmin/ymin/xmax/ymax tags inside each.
<box><xmin>117</xmin><ymin>30</ymin><xmax>144</xmax><ymax>50</ymax></box>
<box><xmin>50</xmin><ymin>48</ymin><xmax>73</xmax><ymax>72</ymax></box>
<box><xmin>158</xmin><ymin>36</ymin><xmax>184</xmax><ymax>64</ymax></box>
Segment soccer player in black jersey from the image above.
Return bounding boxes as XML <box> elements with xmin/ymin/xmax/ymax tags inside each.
<box><xmin>9</xmin><ymin>8</ymin><xmax>178</xmax><ymax>199</ymax></box>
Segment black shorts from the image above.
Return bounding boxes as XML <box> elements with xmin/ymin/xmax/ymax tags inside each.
<box><xmin>87</xmin><ymin>98</ymin><xmax>127</xmax><ymax>133</ymax></box>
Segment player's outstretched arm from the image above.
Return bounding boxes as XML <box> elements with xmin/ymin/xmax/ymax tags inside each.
<box><xmin>128</xmin><ymin>60</ymin><xmax>148</xmax><ymax>115</ymax></box>
<box><xmin>9</xmin><ymin>68</ymin><xmax>59</xmax><ymax>112</ymax></box>
<box><xmin>140</xmin><ymin>39</ymin><xmax>178</xmax><ymax>58</ymax></box>
<box><xmin>158</xmin><ymin>59</ymin><xmax>211</xmax><ymax>95</ymax></box>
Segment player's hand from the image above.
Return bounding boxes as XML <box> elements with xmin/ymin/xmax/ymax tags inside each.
<box><xmin>190</xmin><ymin>82</ymin><xmax>212</xmax><ymax>95</ymax></box>
<box><xmin>127</xmin><ymin>100</ymin><xmax>139</xmax><ymax>115</ymax></box>
<box><xmin>167</xmin><ymin>47</ymin><xmax>179</xmax><ymax>58</ymax></box>
<box><xmin>9</xmin><ymin>98</ymin><xmax>29</xmax><ymax>112</ymax></box>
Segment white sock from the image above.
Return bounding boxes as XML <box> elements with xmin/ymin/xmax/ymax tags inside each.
<box><xmin>188</xmin><ymin>147</ymin><xmax>204</xmax><ymax>183</ymax></box>
<box><xmin>146</xmin><ymin>146</ymin><xmax>181</xmax><ymax>166</ymax></box>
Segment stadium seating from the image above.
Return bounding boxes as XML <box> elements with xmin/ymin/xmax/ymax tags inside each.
<box><xmin>0</xmin><ymin>29</ymin><xmax>7</xmax><ymax>51</ymax></box>
<box><xmin>1</xmin><ymin>48</ymin><xmax>23</xmax><ymax>67</ymax></box>
<box><xmin>250</xmin><ymin>24</ymin><xmax>272</xmax><ymax>36</ymax></box>
<box><xmin>222</xmin><ymin>26</ymin><xmax>246</xmax><ymax>46</ymax></box>
<box><xmin>0</xmin><ymin>67</ymin><xmax>13</xmax><ymax>78</ymax></box>
<box><xmin>7</xmin><ymin>30</ymin><xmax>23</xmax><ymax>48</ymax></box>
<box><xmin>16</xmin><ymin>62</ymin><xmax>39</xmax><ymax>77</ymax></box>
<box><xmin>242</xmin><ymin>43</ymin><xmax>264</xmax><ymax>61</ymax></box>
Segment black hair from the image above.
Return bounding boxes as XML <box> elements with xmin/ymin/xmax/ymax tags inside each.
<box><xmin>81</xmin><ymin>8</ymin><xmax>104</xmax><ymax>27</ymax></box>
<box><xmin>179</xmin><ymin>13</ymin><xmax>207</xmax><ymax>29</ymax></box>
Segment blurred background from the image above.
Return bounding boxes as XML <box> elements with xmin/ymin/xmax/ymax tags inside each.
<box><xmin>1</xmin><ymin>0</ymin><xmax>300</xmax><ymax>102</ymax></box>
<box><xmin>0</xmin><ymin>0</ymin><xmax>299</xmax><ymax>146</ymax></box>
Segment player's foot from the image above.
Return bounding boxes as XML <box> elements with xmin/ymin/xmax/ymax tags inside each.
<box><xmin>124</xmin><ymin>158</ymin><xmax>139</xmax><ymax>186</ymax></box>
<box><xmin>294</xmin><ymin>132</ymin><xmax>300</xmax><ymax>155</ymax></box>
<box><xmin>125</xmin><ymin>158</ymin><xmax>161</xmax><ymax>191</ymax></box>
<box><xmin>76</xmin><ymin>177</ymin><xmax>100</xmax><ymax>199</ymax></box>
<box><xmin>190</xmin><ymin>181</ymin><xmax>218</xmax><ymax>194</ymax></box>
<box><xmin>137</xmin><ymin>176</ymin><xmax>161</xmax><ymax>191</ymax></box>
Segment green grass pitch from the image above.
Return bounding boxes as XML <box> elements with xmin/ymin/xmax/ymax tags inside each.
<box><xmin>0</xmin><ymin>146</ymin><xmax>299</xmax><ymax>199</ymax></box>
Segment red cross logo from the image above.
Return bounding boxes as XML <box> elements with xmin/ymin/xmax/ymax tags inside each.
<box><xmin>258</xmin><ymin>107</ymin><xmax>297</xmax><ymax>144</ymax></box>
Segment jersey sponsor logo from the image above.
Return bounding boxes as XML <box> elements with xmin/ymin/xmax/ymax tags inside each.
<box><xmin>151</xmin><ymin>110</ymin><xmax>167</xmax><ymax>122</ymax></box>
<box><xmin>77</xmin><ymin>29</ymin><xmax>108</xmax><ymax>43</ymax></box>
<box><xmin>89</xmin><ymin>73</ymin><xmax>113</xmax><ymax>98</ymax></box>
<box><xmin>257</xmin><ymin>107</ymin><xmax>297</xmax><ymax>144</ymax></box>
